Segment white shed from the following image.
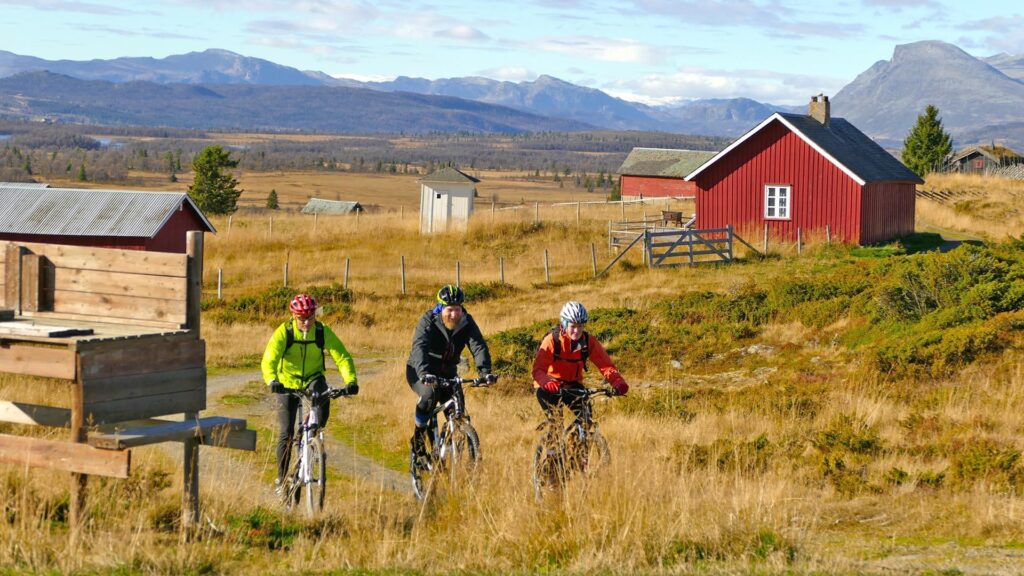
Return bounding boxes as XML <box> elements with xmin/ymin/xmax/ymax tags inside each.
<box><xmin>419</xmin><ymin>167</ymin><xmax>481</xmax><ymax>234</ymax></box>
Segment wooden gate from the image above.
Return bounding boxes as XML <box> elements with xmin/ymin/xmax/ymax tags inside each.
<box><xmin>645</xmin><ymin>225</ymin><xmax>733</xmax><ymax>267</ymax></box>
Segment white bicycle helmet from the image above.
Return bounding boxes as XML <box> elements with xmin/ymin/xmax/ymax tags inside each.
<box><xmin>560</xmin><ymin>301</ymin><xmax>589</xmax><ymax>326</ymax></box>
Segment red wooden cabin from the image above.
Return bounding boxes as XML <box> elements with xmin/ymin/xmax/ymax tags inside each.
<box><xmin>617</xmin><ymin>148</ymin><xmax>715</xmax><ymax>200</ymax></box>
<box><xmin>685</xmin><ymin>95</ymin><xmax>923</xmax><ymax>245</ymax></box>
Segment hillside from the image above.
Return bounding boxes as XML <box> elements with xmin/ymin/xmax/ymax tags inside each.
<box><xmin>0</xmin><ymin>71</ymin><xmax>593</xmax><ymax>133</ymax></box>
<box><xmin>834</xmin><ymin>40</ymin><xmax>1024</xmax><ymax>148</ymax></box>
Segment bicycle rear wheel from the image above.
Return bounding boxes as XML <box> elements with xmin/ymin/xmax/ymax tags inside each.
<box><xmin>282</xmin><ymin>441</ymin><xmax>303</xmax><ymax>512</ymax></box>
<box><xmin>304</xmin><ymin>436</ymin><xmax>326</xmax><ymax>517</ymax></box>
<box><xmin>410</xmin><ymin>431</ymin><xmax>434</xmax><ymax>501</ymax></box>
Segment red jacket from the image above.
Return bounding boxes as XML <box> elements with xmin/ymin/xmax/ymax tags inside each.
<box><xmin>532</xmin><ymin>328</ymin><xmax>626</xmax><ymax>391</ymax></box>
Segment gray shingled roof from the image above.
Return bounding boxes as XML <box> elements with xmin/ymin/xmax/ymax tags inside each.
<box><xmin>419</xmin><ymin>166</ymin><xmax>481</xmax><ymax>184</ymax></box>
<box><xmin>618</xmin><ymin>148</ymin><xmax>717</xmax><ymax>178</ymax></box>
<box><xmin>301</xmin><ymin>198</ymin><xmax>363</xmax><ymax>214</ymax></box>
<box><xmin>688</xmin><ymin>113</ymin><xmax>923</xmax><ymax>185</ymax></box>
<box><xmin>0</xmin><ymin>184</ymin><xmax>216</xmax><ymax>236</ymax></box>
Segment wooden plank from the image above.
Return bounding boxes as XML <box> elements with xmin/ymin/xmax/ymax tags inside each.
<box><xmin>54</xmin><ymin>268</ymin><xmax>187</xmax><ymax>301</ymax></box>
<box><xmin>4</xmin><ymin>244</ymin><xmax>24</xmax><ymax>312</ymax></box>
<box><xmin>82</xmin><ymin>366</ymin><xmax>205</xmax><ymax>404</ymax></box>
<box><xmin>0</xmin><ymin>433</ymin><xmax>130</xmax><ymax>478</ymax></box>
<box><xmin>186</xmin><ymin>231</ymin><xmax>203</xmax><ymax>332</ymax></box>
<box><xmin>0</xmin><ymin>401</ymin><xmax>70</xmax><ymax>427</ymax></box>
<box><xmin>78</xmin><ymin>334</ymin><xmax>204</xmax><ymax>379</ymax></box>
<box><xmin>88</xmin><ymin>416</ymin><xmax>246</xmax><ymax>450</ymax></box>
<box><xmin>16</xmin><ymin>242</ymin><xmax>186</xmax><ymax>277</ymax></box>
<box><xmin>0</xmin><ymin>321</ymin><xmax>94</xmax><ymax>338</ymax></box>
<box><xmin>51</xmin><ymin>290</ymin><xmax>187</xmax><ymax>326</ymax></box>
<box><xmin>20</xmin><ymin>253</ymin><xmax>39</xmax><ymax>312</ymax></box>
<box><xmin>83</xmin><ymin>389</ymin><xmax>206</xmax><ymax>424</ymax></box>
<box><xmin>91</xmin><ymin>418</ymin><xmax>255</xmax><ymax>451</ymax></box>
<box><xmin>0</xmin><ymin>344</ymin><xmax>77</xmax><ymax>379</ymax></box>
<box><xmin>23</xmin><ymin>310</ymin><xmax>185</xmax><ymax>330</ymax></box>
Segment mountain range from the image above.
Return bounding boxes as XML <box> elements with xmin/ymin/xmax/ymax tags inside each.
<box><xmin>1</xmin><ymin>42</ymin><xmax>1023</xmax><ymax>149</ymax></box>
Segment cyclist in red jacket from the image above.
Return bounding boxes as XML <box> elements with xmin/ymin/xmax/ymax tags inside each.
<box><xmin>532</xmin><ymin>301</ymin><xmax>628</xmax><ymax>419</ymax></box>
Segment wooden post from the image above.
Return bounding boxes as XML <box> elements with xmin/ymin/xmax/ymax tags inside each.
<box><xmin>182</xmin><ymin>411</ymin><xmax>200</xmax><ymax>541</ymax></box>
<box><xmin>499</xmin><ymin>256</ymin><xmax>505</xmax><ymax>284</ymax></box>
<box><xmin>313</xmin><ymin>212</ymin><xmax>318</xmax><ymax>232</ymax></box>
<box><xmin>620</xmin><ymin>201</ymin><xmax>625</xmax><ymax>220</ymax></box>
<box><xmin>688</xmin><ymin>230</ymin><xmax>694</xmax><ymax>266</ymax></box>
<box><xmin>283</xmin><ymin>261</ymin><xmax>289</xmax><ymax>287</ymax></box>
<box><xmin>186</xmin><ymin>231</ymin><xmax>203</xmax><ymax>333</ymax></box>
<box><xmin>763</xmin><ymin>224</ymin><xmax>768</xmax><ymax>254</ymax></box>
<box><xmin>269</xmin><ymin>217</ymin><xmax>273</xmax><ymax>239</ymax></box>
<box><xmin>401</xmin><ymin>205</ymin><xmax>404</xmax><ymax>220</ymax></box>
<box><xmin>576</xmin><ymin>201</ymin><xmax>581</xmax><ymax>228</ymax></box>
<box><xmin>217</xmin><ymin>268</ymin><xmax>223</xmax><ymax>300</ymax></box>
<box><xmin>456</xmin><ymin>261</ymin><xmax>461</xmax><ymax>287</ymax></box>
<box><xmin>534</xmin><ymin>202</ymin><xmax>540</xmax><ymax>224</ymax></box>
<box><xmin>826</xmin><ymin>225</ymin><xmax>832</xmax><ymax>244</ymax></box>
<box><xmin>227</xmin><ymin>215</ymin><xmax>232</xmax><ymax>236</ymax></box>
<box><xmin>797</xmin><ymin>228</ymin><xmax>803</xmax><ymax>255</ymax></box>
<box><xmin>491</xmin><ymin>198</ymin><xmax>495</xmax><ymax>219</ymax></box>
<box><xmin>642</xmin><ymin>232</ymin><xmax>648</xmax><ymax>267</ymax></box>
<box><xmin>400</xmin><ymin>256</ymin><xmax>406</xmax><ymax>295</ymax></box>
<box><xmin>544</xmin><ymin>249</ymin><xmax>550</xmax><ymax>284</ymax></box>
<box><xmin>69</xmin><ymin>356</ymin><xmax>87</xmax><ymax>548</ymax></box>
<box><xmin>591</xmin><ymin>243</ymin><xmax>597</xmax><ymax>277</ymax></box>
<box><xmin>344</xmin><ymin>258</ymin><xmax>350</xmax><ymax>290</ymax></box>
<box><xmin>727</xmin><ymin>224</ymin><xmax>734</xmax><ymax>261</ymax></box>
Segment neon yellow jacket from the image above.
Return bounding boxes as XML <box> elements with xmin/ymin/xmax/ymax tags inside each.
<box><xmin>261</xmin><ymin>319</ymin><xmax>357</xmax><ymax>390</ymax></box>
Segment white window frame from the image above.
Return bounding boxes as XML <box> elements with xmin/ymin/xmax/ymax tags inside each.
<box><xmin>764</xmin><ymin>184</ymin><xmax>791</xmax><ymax>220</ymax></box>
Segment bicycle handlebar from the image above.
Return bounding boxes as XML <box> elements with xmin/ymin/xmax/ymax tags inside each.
<box><xmin>428</xmin><ymin>375</ymin><xmax>498</xmax><ymax>388</ymax></box>
<box><xmin>561</xmin><ymin>386</ymin><xmax>617</xmax><ymax>398</ymax></box>
<box><xmin>285</xmin><ymin>386</ymin><xmax>353</xmax><ymax>401</ymax></box>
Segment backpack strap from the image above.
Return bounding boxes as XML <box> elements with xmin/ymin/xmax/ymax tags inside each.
<box><xmin>549</xmin><ymin>326</ymin><xmax>589</xmax><ymax>371</ymax></box>
<box><xmin>283</xmin><ymin>320</ymin><xmax>327</xmax><ymax>371</ymax></box>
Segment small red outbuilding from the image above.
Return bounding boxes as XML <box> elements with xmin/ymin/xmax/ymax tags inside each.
<box><xmin>685</xmin><ymin>95</ymin><xmax>923</xmax><ymax>245</ymax></box>
<box><xmin>0</xmin><ymin>183</ymin><xmax>215</xmax><ymax>253</ymax></box>
<box><xmin>617</xmin><ymin>148</ymin><xmax>716</xmax><ymax>200</ymax></box>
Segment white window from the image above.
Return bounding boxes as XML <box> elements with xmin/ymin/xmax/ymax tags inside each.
<box><xmin>764</xmin><ymin>185</ymin><xmax>791</xmax><ymax>219</ymax></box>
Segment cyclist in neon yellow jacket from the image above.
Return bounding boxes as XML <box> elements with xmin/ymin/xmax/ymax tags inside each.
<box><xmin>262</xmin><ymin>293</ymin><xmax>358</xmax><ymax>490</ymax></box>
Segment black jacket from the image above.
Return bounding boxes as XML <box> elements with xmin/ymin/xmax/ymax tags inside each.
<box><xmin>406</xmin><ymin>308</ymin><xmax>491</xmax><ymax>383</ymax></box>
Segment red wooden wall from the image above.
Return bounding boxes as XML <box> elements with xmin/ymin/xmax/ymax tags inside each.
<box><xmin>621</xmin><ymin>175</ymin><xmax>698</xmax><ymax>198</ymax></box>
<box><xmin>692</xmin><ymin>120</ymin><xmax>864</xmax><ymax>243</ymax></box>
<box><xmin>860</xmin><ymin>182</ymin><xmax>916</xmax><ymax>244</ymax></box>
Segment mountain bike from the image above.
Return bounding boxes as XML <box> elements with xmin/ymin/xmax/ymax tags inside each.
<box><xmin>532</xmin><ymin>386</ymin><xmax>614</xmax><ymax>501</ymax></box>
<box><xmin>280</xmin><ymin>385</ymin><xmax>351</xmax><ymax>517</ymax></box>
<box><xmin>410</xmin><ymin>375</ymin><xmax>495</xmax><ymax>501</ymax></box>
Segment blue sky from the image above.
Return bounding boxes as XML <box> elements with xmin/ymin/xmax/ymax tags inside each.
<box><xmin>2</xmin><ymin>0</ymin><xmax>1022</xmax><ymax>105</ymax></box>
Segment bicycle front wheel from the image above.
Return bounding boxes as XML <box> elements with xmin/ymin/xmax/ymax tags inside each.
<box><xmin>440</xmin><ymin>420</ymin><xmax>480</xmax><ymax>487</ymax></box>
<box><xmin>566</xmin><ymin>425</ymin><xmax>610</xmax><ymax>476</ymax></box>
<box><xmin>304</xmin><ymin>436</ymin><xmax>326</xmax><ymax>517</ymax></box>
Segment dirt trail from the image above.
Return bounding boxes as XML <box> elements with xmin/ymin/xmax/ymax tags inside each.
<box><xmin>159</xmin><ymin>358</ymin><xmax>412</xmax><ymax>513</ymax></box>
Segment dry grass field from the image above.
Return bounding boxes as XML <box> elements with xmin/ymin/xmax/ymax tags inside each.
<box><xmin>3</xmin><ymin>170</ymin><xmax>1024</xmax><ymax>575</ymax></box>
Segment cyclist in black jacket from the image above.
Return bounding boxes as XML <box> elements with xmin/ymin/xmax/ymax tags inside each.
<box><xmin>406</xmin><ymin>284</ymin><xmax>495</xmax><ymax>456</ymax></box>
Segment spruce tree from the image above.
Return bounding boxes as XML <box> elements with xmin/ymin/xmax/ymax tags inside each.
<box><xmin>188</xmin><ymin>145</ymin><xmax>242</xmax><ymax>215</ymax></box>
<box><xmin>902</xmin><ymin>105</ymin><xmax>952</xmax><ymax>177</ymax></box>
<box><xmin>267</xmin><ymin>189</ymin><xmax>279</xmax><ymax>209</ymax></box>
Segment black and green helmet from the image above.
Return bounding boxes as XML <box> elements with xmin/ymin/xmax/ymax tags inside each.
<box><xmin>437</xmin><ymin>284</ymin><xmax>466</xmax><ymax>306</ymax></box>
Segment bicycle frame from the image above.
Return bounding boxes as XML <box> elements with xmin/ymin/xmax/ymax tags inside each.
<box><xmin>533</xmin><ymin>386</ymin><xmax>613</xmax><ymax>499</ymax></box>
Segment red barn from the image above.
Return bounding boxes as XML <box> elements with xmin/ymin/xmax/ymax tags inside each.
<box><xmin>617</xmin><ymin>148</ymin><xmax>716</xmax><ymax>200</ymax></box>
<box><xmin>0</xmin><ymin>184</ymin><xmax>215</xmax><ymax>253</ymax></box>
<box><xmin>685</xmin><ymin>95</ymin><xmax>923</xmax><ymax>245</ymax></box>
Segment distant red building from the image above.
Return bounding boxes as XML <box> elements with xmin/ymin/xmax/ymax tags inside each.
<box><xmin>685</xmin><ymin>95</ymin><xmax>923</xmax><ymax>245</ymax></box>
<box><xmin>0</xmin><ymin>184</ymin><xmax>215</xmax><ymax>253</ymax></box>
<box><xmin>617</xmin><ymin>148</ymin><xmax>715</xmax><ymax>200</ymax></box>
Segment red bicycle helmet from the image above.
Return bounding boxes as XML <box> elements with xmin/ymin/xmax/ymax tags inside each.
<box><xmin>289</xmin><ymin>293</ymin><xmax>317</xmax><ymax>317</ymax></box>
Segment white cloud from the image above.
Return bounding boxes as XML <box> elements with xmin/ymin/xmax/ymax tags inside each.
<box><xmin>0</xmin><ymin>0</ymin><xmax>141</xmax><ymax>15</ymax></box>
<box><xmin>534</xmin><ymin>36</ymin><xmax>666</xmax><ymax>64</ymax></box>
<box><xmin>962</xmin><ymin>15</ymin><xmax>1024</xmax><ymax>54</ymax></box>
<box><xmin>605</xmin><ymin>66</ymin><xmax>846</xmax><ymax>105</ymax></box>
<box><xmin>435</xmin><ymin>25</ymin><xmax>489</xmax><ymax>41</ymax></box>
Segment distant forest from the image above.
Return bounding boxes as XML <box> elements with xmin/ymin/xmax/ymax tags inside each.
<box><xmin>0</xmin><ymin>119</ymin><xmax>731</xmax><ymax>186</ymax></box>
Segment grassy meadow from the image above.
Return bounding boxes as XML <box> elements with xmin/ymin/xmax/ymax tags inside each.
<box><xmin>3</xmin><ymin>170</ymin><xmax>1024</xmax><ymax>574</ymax></box>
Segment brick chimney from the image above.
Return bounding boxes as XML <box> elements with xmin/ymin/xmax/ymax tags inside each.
<box><xmin>809</xmin><ymin>93</ymin><xmax>830</xmax><ymax>125</ymax></box>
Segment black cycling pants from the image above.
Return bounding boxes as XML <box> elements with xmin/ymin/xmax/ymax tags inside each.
<box><xmin>536</xmin><ymin>381</ymin><xmax>587</xmax><ymax>421</ymax></box>
<box><xmin>406</xmin><ymin>365</ymin><xmax>463</xmax><ymax>428</ymax></box>
<box><xmin>275</xmin><ymin>375</ymin><xmax>330</xmax><ymax>482</ymax></box>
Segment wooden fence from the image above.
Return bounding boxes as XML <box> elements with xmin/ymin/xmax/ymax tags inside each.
<box><xmin>645</xmin><ymin>226</ymin><xmax>733</xmax><ymax>267</ymax></box>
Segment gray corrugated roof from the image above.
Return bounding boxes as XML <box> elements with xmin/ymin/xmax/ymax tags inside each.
<box><xmin>301</xmin><ymin>198</ymin><xmax>363</xmax><ymax>214</ymax></box>
<box><xmin>419</xmin><ymin>166</ymin><xmax>481</xmax><ymax>184</ymax></box>
<box><xmin>617</xmin><ymin>148</ymin><xmax>717</xmax><ymax>177</ymax></box>
<box><xmin>0</xmin><ymin>185</ymin><xmax>216</xmax><ymax>237</ymax></box>
<box><xmin>775</xmin><ymin>113</ymin><xmax>923</xmax><ymax>184</ymax></box>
